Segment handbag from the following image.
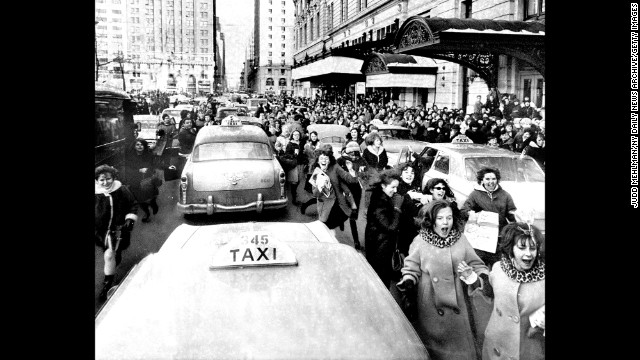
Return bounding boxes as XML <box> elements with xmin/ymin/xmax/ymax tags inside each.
<box><xmin>163</xmin><ymin>165</ymin><xmax>179</xmax><ymax>181</ymax></box>
<box><xmin>391</xmin><ymin>242</ymin><xmax>405</xmax><ymax>272</ymax></box>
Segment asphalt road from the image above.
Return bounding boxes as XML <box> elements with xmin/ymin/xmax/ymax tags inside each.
<box><xmin>95</xmin><ymin>178</ymin><xmax>367</xmax><ymax>313</ymax></box>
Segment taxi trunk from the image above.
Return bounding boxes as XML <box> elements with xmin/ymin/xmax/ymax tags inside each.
<box><xmin>95</xmin><ymin>223</ymin><xmax>430</xmax><ymax>360</ymax></box>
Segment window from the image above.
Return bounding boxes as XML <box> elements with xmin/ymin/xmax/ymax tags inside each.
<box><xmin>281</xmin><ymin>1</ymin><xmax>285</xmax><ymax>5</ymax></box>
<box><xmin>96</xmin><ymin>17</ymin><xmax>107</xmax><ymax>22</ymax></box>
<box><xmin>112</xmin><ymin>17</ymin><xmax>121</xmax><ymax>22</ymax></box>
<box><xmin>357</xmin><ymin>0</ymin><xmax>361</xmax><ymax>12</ymax></box>
<box><xmin>281</xmin><ymin>52</ymin><xmax>285</xmax><ymax>57</ymax></box>
<box><xmin>113</xmin><ymin>26</ymin><xmax>122</xmax><ymax>31</ymax></box>
<box><xmin>130</xmin><ymin>17</ymin><xmax>140</xmax><ymax>23</ymax></box>
<box><xmin>524</xmin><ymin>0</ymin><xmax>545</xmax><ymax>19</ymax></box>
<box><xmin>281</xmin><ymin>18</ymin><xmax>285</xmax><ymax>24</ymax></box>
<box><xmin>281</xmin><ymin>26</ymin><xmax>285</xmax><ymax>31</ymax></box>
<box><xmin>269</xmin><ymin>43</ymin><xmax>272</xmax><ymax>48</ymax></box>
<box><xmin>268</xmin><ymin>59</ymin><xmax>273</xmax><ymax>66</ymax></box>
<box><xmin>268</xmin><ymin>68</ymin><xmax>272</xmax><ymax>74</ymax></box>
<box><xmin>201</xmin><ymin>30</ymin><xmax>208</xmax><ymax>36</ymax></box>
<box><xmin>112</xmin><ymin>9</ymin><xmax>121</xmax><ymax>14</ymax></box>
<box><xmin>328</xmin><ymin>4</ymin><xmax>334</xmax><ymax>29</ymax></box>
<box><xmin>433</xmin><ymin>154</ymin><xmax>450</xmax><ymax>174</ymax></box>
<box><xmin>281</xmin><ymin>59</ymin><xmax>286</xmax><ymax>66</ymax></box>
<box><xmin>269</xmin><ymin>17</ymin><xmax>272</xmax><ymax>22</ymax></box>
<box><xmin>281</xmin><ymin>35</ymin><xmax>285</xmax><ymax>40</ymax></box>
<box><xmin>96</xmin><ymin>8</ymin><xmax>107</xmax><ymax>13</ymax></box>
<box><xmin>310</xmin><ymin>18</ymin><xmax>314</xmax><ymax>41</ymax></box>
<box><xmin>269</xmin><ymin>9</ymin><xmax>272</xmax><ymax>13</ymax></box>
<box><xmin>186</xmin><ymin>19</ymin><xmax>194</xmax><ymax>27</ymax></box>
<box><xmin>200</xmin><ymin>39</ymin><xmax>208</xmax><ymax>45</ymax></box>
<box><xmin>201</xmin><ymin>12</ymin><xmax>208</xmax><ymax>17</ymax></box>
<box><xmin>266</xmin><ymin>78</ymin><xmax>274</xmax><ymax>86</ymax></box>
<box><xmin>281</xmin><ymin>43</ymin><xmax>286</xmax><ymax>48</ymax></box>
<box><xmin>269</xmin><ymin>34</ymin><xmax>272</xmax><ymax>39</ymax></box>
<box><xmin>269</xmin><ymin>26</ymin><xmax>272</xmax><ymax>30</ymax></box>
<box><xmin>281</xmin><ymin>9</ymin><xmax>285</xmax><ymax>14</ymax></box>
<box><xmin>269</xmin><ymin>51</ymin><xmax>273</xmax><ymax>56</ymax></box>
<box><xmin>269</xmin><ymin>0</ymin><xmax>272</xmax><ymax>3</ymax></box>
<box><xmin>281</xmin><ymin>69</ymin><xmax>285</xmax><ymax>75</ymax></box>
<box><xmin>130</xmin><ymin>8</ymin><xmax>139</xmax><ymax>13</ymax></box>
<box><xmin>200</xmin><ymin>2</ymin><xmax>207</xmax><ymax>10</ymax></box>
<box><xmin>340</xmin><ymin>0</ymin><xmax>345</xmax><ymax>22</ymax></box>
<box><xmin>317</xmin><ymin>12</ymin><xmax>320</xmax><ymax>36</ymax></box>
<box><xmin>200</xmin><ymin>20</ymin><xmax>208</xmax><ymax>26</ymax></box>
<box><xmin>279</xmin><ymin>78</ymin><xmax>287</xmax><ymax>86</ymax></box>
<box><xmin>186</xmin><ymin>11</ymin><xmax>193</xmax><ymax>17</ymax></box>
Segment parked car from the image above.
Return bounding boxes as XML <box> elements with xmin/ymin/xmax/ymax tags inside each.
<box><xmin>246</xmin><ymin>98</ymin><xmax>269</xmax><ymax>115</ymax></box>
<box><xmin>398</xmin><ymin>143</ymin><xmax>545</xmax><ymax>233</ymax></box>
<box><xmin>133</xmin><ymin>114</ymin><xmax>161</xmax><ymax>149</ymax></box>
<box><xmin>215</xmin><ymin>105</ymin><xmax>250</xmax><ymax>123</ymax></box>
<box><xmin>176</xmin><ymin>116</ymin><xmax>288</xmax><ymax>216</ymax></box>
<box><xmin>95</xmin><ymin>221</ymin><xmax>429</xmax><ymax>360</ymax></box>
<box><xmin>375</xmin><ymin>124</ymin><xmax>431</xmax><ymax>166</ymax></box>
<box><xmin>307</xmin><ymin>124</ymin><xmax>351</xmax><ymax>158</ymax></box>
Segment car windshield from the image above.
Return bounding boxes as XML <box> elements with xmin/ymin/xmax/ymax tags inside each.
<box><xmin>217</xmin><ymin>109</ymin><xmax>238</xmax><ymax>118</ymax></box>
<box><xmin>193</xmin><ymin>142</ymin><xmax>272</xmax><ymax>161</ymax></box>
<box><xmin>379</xmin><ymin>129</ymin><xmax>411</xmax><ymax>140</ymax></box>
<box><xmin>163</xmin><ymin>109</ymin><xmax>182</xmax><ymax>118</ymax></box>
<box><xmin>464</xmin><ymin>157</ymin><xmax>545</xmax><ymax>182</ymax></box>
<box><xmin>320</xmin><ymin>136</ymin><xmax>346</xmax><ymax>144</ymax></box>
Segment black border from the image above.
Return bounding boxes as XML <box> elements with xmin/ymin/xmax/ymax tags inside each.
<box><xmin>14</xmin><ymin>0</ymin><xmax>633</xmax><ymax>358</ymax></box>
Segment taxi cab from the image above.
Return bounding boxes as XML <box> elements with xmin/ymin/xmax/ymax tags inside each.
<box><xmin>133</xmin><ymin>114</ymin><xmax>161</xmax><ymax>149</ymax></box>
<box><xmin>95</xmin><ymin>221</ymin><xmax>429</xmax><ymax>360</ymax></box>
<box><xmin>177</xmin><ymin>116</ymin><xmax>288</xmax><ymax>216</ymax></box>
<box><xmin>398</xmin><ymin>141</ymin><xmax>545</xmax><ymax>233</ymax></box>
<box><xmin>306</xmin><ymin>123</ymin><xmax>350</xmax><ymax>158</ymax></box>
<box><xmin>215</xmin><ymin>105</ymin><xmax>250</xmax><ymax>123</ymax></box>
<box><xmin>375</xmin><ymin>124</ymin><xmax>430</xmax><ymax>167</ymax></box>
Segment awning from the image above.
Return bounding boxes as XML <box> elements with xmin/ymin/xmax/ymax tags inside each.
<box><xmin>362</xmin><ymin>53</ymin><xmax>438</xmax><ymax>88</ymax></box>
<box><xmin>366</xmin><ymin>73</ymin><xmax>435</xmax><ymax>88</ymax></box>
<box><xmin>362</xmin><ymin>52</ymin><xmax>438</xmax><ymax>76</ymax></box>
<box><xmin>292</xmin><ymin>56</ymin><xmax>364</xmax><ymax>81</ymax></box>
<box><xmin>393</xmin><ymin>16</ymin><xmax>545</xmax><ymax>85</ymax></box>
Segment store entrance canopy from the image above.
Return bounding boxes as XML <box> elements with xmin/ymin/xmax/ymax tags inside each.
<box><xmin>292</xmin><ymin>56</ymin><xmax>364</xmax><ymax>81</ymax></box>
<box><xmin>393</xmin><ymin>17</ymin><xmax>545</xmax><ymax>87</ymax></box>
<box><xmin>361</xmin><ymin>53</ymin><xmax>438</xmax><ymax>88</ymax></box>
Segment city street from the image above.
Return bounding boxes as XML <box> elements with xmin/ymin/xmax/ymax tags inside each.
<box><xmin>94</xmin><ymin>177</ymin><xmax>366</xmax><ymax>313</ymax></box>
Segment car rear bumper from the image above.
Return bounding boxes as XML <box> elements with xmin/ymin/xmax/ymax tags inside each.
<box><xmin>177</xmin><ymin>194</ymin><xmax>288</xmax><ymax>215</ymax></box>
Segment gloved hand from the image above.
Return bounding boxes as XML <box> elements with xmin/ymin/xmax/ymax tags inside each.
<box><xmin>396</xmin><ymin>278</ymin><xmax>415</xmax><ymax>292</ymax></box>
<box><xmin>392</xmin><ymin>194</ymin><xmax>404</xmax><ymax>210</ymax></box>
<box><xmin>156</xmin><ymin>129</ymin><xmax>165</xmax><ymax>137</ymax></box>
<box><xmin>122</xmin><ymin>219</ymin><xmax>135</xmax><ymax>232</ymax></box>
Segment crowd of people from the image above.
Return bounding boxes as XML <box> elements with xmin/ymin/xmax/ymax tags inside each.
<box><xmin>95</xmin><ymin>89</ymin><xmax>545</xmax><ymax>359</ymax></box>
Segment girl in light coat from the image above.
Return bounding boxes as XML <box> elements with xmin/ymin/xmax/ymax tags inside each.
<box><xmin>460</xmin><ymin>222</ymin><xmax>545</xmax><ymax>360</ymax></box>
<box><xmin>397</xmin><ymin>200</ymin><xmax>489</xmax><ymax>360</ymax></box>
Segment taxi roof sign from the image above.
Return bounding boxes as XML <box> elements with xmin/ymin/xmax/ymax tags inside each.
<box><xmin>221</xmin><ymin>115</ymin><xmax>242</xmax><ymax>126</ymax></box>
<box><xmin>451</xmin><ymin>134</ymin><xmax>474</xmax><ymax>143</ymax></box>
<box><xmin>210</xmin><ymin>231</ymin><xmax>298</xmax><ymax>269</ymax></box>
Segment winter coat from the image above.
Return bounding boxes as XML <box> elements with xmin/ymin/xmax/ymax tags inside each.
<box><xmin>362</xmin><ymin>146</ymin><xmax>388</xmax><ymax>172</ymax></box>
<box><xmin>178</xmin><ymin>127</ymin><xmax>197</xmax><ymax>154</ymax></box>
<box><xmin>311</xmin><ymin>163</ymin><xmax>360</xmax><ymax>222</ymax></box>
<box><xmin>476</xmin><ymin>264</ymin><xmax>545</xmax><ymax>360</ymax></box>
<box><xmin>401</xmin><ymin>230</ymin><xmax>489</xmax><ymax>360</ymax></box>
<box><xmin>365</xmin><ymin>188</ymin><xmax>403</xmax><ymax>286</ymax></box>
<box><xmin>523</xmin><ymin>143</ymin><xmax>545</xmax><ymax>170</ymax></box>
<box><xmin>461</xmin><ymin>184</ymin><xmax>517</xmax><ymax>231</ymax></box>
<box><xmin>396</xmin><ymin>181</ymin><xmax>422</xmax><ymax>255</ymax></box>
<box><xmin>124</xmin><ymin>150</ymin><xmax>160</xmax><ymax>202</ymax></box>
<box><xmin>95</xmin><ymin>180</ymin><xmax>139</xmax><ymax>249</ymax></box>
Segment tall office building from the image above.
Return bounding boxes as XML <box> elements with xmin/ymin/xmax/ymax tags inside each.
<box><xmin>96</xmin><ymin>0</ymin><xmax>226</xmax><ymax>94</ymax></box>
<box><xmin>247</xmin><ymin>0</ymin><xmax>295</xmax><ymax>95</ymax></box>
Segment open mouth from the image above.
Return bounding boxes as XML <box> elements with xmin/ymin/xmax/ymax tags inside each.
<box><xmin>521</xmin><ymin>259</ymin><xmax>534</xmax><ymax>268</ymax></box>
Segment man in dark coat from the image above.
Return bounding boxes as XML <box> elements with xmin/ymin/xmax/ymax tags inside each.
<box><xmin>465</xmin><ymin>121</ymin><xmax>487</xmax><ymax>144</ymax></box>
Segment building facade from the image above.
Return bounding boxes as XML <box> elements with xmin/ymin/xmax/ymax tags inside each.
<box><xmin>95</xmin><ymin>0</ymin><xmax>226</xmax><ymax>94</ymax></box>
<box><xmin>247</xmin><ymin>0</ymin><xmax>296</xmax><ymax>95</ymax></box>
<box><xmin>291</xmin><ymin>0</ymin><xmax>545</xmax><ymax>111</ymax></box>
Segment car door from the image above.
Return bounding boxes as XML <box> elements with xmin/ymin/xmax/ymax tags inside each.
<box><xmin>422</xmin><ymin>149</ymin><xmax>450</xmax><ymax>190</ymax></box>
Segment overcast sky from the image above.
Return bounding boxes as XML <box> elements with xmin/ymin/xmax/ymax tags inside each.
<box><xmin>218</xmin><ymin>0</ymin><xmax>254</xmax><ymax>89</ymax></box>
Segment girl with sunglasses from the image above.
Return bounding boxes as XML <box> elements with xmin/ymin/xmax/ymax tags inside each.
<box><xmin>424</xmin><ymin>178</ymin><xmax>458</xmax><ymax>206</ymax></box>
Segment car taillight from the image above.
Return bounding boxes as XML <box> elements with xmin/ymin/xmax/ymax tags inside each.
<box><xmin>279</xmin><ymin>170</ymin><xmax>286</xmax><ymax>198</ymax></box>
<box><xmin>180</xmin><ymin>176</ymin><xmax>188</xmax><ymax>203</ymax></box>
